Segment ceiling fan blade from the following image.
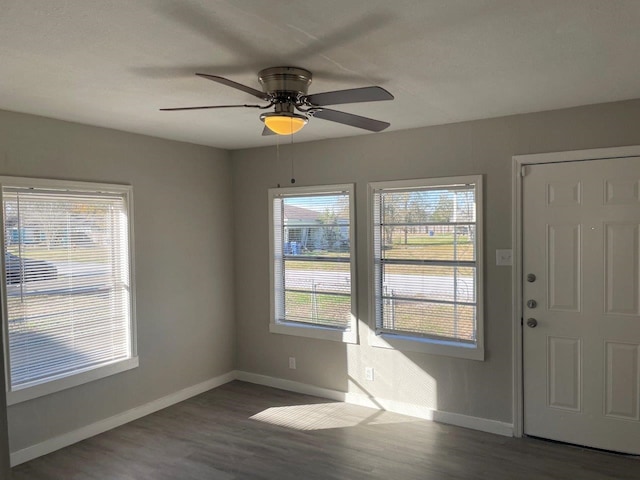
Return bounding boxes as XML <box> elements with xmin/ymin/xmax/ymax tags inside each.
<box><xmin>160</xmin><ymin>2</ymin><xmax>268</xmax><ymax>62</ymax></box>
<box><xmin>303</xmin><ymin>86</ymin><xmax>393</xmax><ymax>107</ymax></box>
<box><xmin>196</xmin><ymin>73</ymin><xmax>270</xmax><ymax>101</ymax></box>
<box><xmin>312</xmin><ymin>108</ymin><xmax>390</xmax><ymax>132</ymax></box>
<box><xmin>288</xmin><ymin>13</ymin><xmax>390</xmax><ymax>63</ymax></box>
<box><xmin>160</xmin><ymin>104</ymin><xmax>264</xmax><ymax>111</ymax></box>
<box><xmin>262</xmin><ymin>126</ymin><xmax>276</xmax><ymax>136</ymax></box>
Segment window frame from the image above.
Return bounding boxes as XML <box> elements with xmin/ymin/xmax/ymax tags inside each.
<box><xmin>0</xmin><ymin>176</ymin><xmax>138</xmax><ymax>405</ymax></box>
<box><xmin>368</xmin><ymin>175</ymin><xmax>484</xmax><ymax>360</ymax></box>
<box><xmin>268</xmin><ymin>184</ymin><xmax>358</xmax><ymax>344</ymax></box>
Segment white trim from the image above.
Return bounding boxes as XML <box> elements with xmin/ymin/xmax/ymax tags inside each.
<box><xmin>511</xmin><ymin>145</ymin><xmax>640</xmax><ymax>438</ymax></box>
<box><xmin>7</xmin><ymin>357</ymin><xmax>139</xmax><ymax>406</ymax></box>
<box><xmin>0</xmin><ymin>176</ymin><xmax>132</xmax><ymax>195</ymax></box>
<box><xmin>267</xmin><ymin>183</ymin><xmax>358</xmax><ymax>344</ymax></box>
<box><xmin>0</xmin><ymin>190</ymin><xmax>9</xmax><ymax>391</ymax></box>
<box><xmin>236</xmin><ymin>371</ymin><xmax>346</xmax><ymax>402</ymax></box>
<box><xmin>511</xmin><ymin>159</ymin><xmax>524</xmax><ymax>438</ymax></box>
<box><xmin>269</xmin><ymin>322</ymin><xmax>358</xmax><ymax>343</ymax></box>
<box><xmin>236</xmin><ymin>371</ymin><xmax>513</xmax><ymax>437</ymax></box>
<box><xmin>10</xmin><ymin>371</ymin><xmax>236</xmax><ymax>467</ymax></box>
<box><xmin>512</xmin><ymin>145</ymin><xmax>640</xmax><ymax>165</ymax></box>
<box><xmin>431</xmin><ymin>409</ymin><xmax>513</xmax><ymax>437</ymax></box>
<box><xmin>368</xmin><ymin>333</ymin><xmax>484</xmax><ymax>360</ymax></box>
<box><xmin>126</xmin><ymin>185</ymin><xmax>138</xmax><ymax>361</ymax></box>
<box><xmin>367</xmin><ymin>175</ymin><xmax>484</xmax><ymax>360</ymax></box>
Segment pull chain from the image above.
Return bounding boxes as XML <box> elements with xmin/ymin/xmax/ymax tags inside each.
<box><xmin>276</xmin><ymin>137</ymin><xmax>281</xmax><ymax>188</ymax></box>
<box><xmin>275</xmin><ymin>118</ymin><xmax>297</xmax><ymax>186</ymax></box>
<box><xmin>290</xmin><ymin>118</ymin><xmax>295</xmax><ymax>184</ymax></box>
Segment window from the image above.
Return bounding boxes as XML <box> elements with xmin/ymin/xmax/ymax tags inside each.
<box><xmin>269</xmin><ymin>184</ymin><xmax>357</xmax><ymax>343</ymax></box>
<box><xmin>370</xmin><ymin>175</ymin><xmax>483</xmax><ymax>360</ymax></box>
<box><xmin>1</xmin><ymin>178</ymin><xmax>137</xmax><ymax>404</ymax></box>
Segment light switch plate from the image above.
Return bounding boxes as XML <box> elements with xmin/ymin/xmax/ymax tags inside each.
<box><xmin>496</xmin><ymin>249</ymin><xmax>513</xmax><ymax>266</ymax></box>
<box><xmin>365</xmin><ymin>367</ymin><xmax>374</xmax><ymax>381</ymax></box>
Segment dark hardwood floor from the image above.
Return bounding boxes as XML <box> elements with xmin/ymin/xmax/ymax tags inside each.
<box><xmin>12</xmin><ymin>381</ymin><xmax>640</xmax><ymax>479</ymax></box>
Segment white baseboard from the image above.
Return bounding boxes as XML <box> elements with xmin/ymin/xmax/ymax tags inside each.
<box><xmin>12</xmin><ymin>370</ymin><xmax>512</xmax><ymax>467</ymax></box>
<box><xmin>10</xmin><ymin>371</ymin><xmax>236</xmax><ymax>467</ymax></box>
<box><xmin>431</xmin><ymin>409</ymin><xmax>513</xmax><ymax>437</ymax></box>
<box><xmin>235</xmin><ymin>370</ymin><xmax>513</xmax><ymax>437</ymax></box>
<box><xmin>235</xmin><ymin>371</ymin><xmax>348</xmax><ymax>402</ymax></box>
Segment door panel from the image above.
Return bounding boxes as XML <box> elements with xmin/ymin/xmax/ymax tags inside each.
<box><xmin>605</xmin><ymin>342</ymin><xmax>640</xmax><ymax>420</ymax></box>
<box><xmin>547</xmin><ymin>336</ymin><xmax>582</xmax><ymax>411</ymax></box>
<box><xmin>546</xmin><ymin>181</ymin><xmax>581</xmax><ymax>206</ymax></box>
<box><xmin>523</xmin><ymin>157</ymin><xmax>640</xmax><ymax>454</ymax></box>
<box><xmin>604</xmin><ymin>179</ymin><xmax>640</xmax><ymax>205</ymax></box>
<box><xmin>604</xmin><ymin>223</ymin><xmax>639</xmax><ymax>315</ymax></box>
<box><xmin>547</xmin><ymin>224</ymin><xmax>581</xmax><ymax>311</ymax></box>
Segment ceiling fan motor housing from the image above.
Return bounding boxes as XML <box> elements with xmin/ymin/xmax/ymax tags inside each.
<box><xmin>258</xmin><ymin>67</ymin><xmax>312</xmax><ymax>102</ymax></box>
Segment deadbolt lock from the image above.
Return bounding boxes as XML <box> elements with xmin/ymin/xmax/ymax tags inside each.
<box><xmin>527</xmin><ymin>273</ymin><xmax>536</xmax><ymax>282</ymax></box>
<box><xmin>527</xmin><ymin>299</ymin><xmax>537</xmax><ymax>309</ymax></box>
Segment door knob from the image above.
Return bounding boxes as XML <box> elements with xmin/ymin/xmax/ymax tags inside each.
<box><xmin>527</xmin><ymin>273</ymin><xmax>536</xmax><ymax>282</ymax></box>
<box><xmin>527</xmin><ymin>299</ymin><xmax>537</xmax><ymax>309</ymax></box>
<box><xmin>526</xmin><ymin>318</ymin><xmax>538</xmax><ymax>328</ymax></box>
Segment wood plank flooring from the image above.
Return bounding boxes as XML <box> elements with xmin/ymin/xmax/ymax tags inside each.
<box><xmin>12</xmin><ymin>381</ymin><xmax>640</xmax><ymax>479</ymax></box>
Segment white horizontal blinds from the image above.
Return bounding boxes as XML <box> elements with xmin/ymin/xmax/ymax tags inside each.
<box><xmin>374</xmin><ymin>183</ymin><xmax>477</xmax><ymax>343</ymax></box>
<box><xmin>2</xmin><ymin>188</ymin><xmax>132</xmax><ymax>390</ymax></box>
<box><xmin>273</xmin><ymin>191</ymin><xmax>351</xmax><ymax>329</ymax></box>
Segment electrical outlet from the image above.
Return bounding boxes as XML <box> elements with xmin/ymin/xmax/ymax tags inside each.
<box><xmin>288</xmin><ymin>357</ymin><xmax>296</xmax><ymax>369</ymax></box>
<box><xmin>365</xmin><ymin>367</ymin><xmax>374</xmax><ymax>381</ymax></box>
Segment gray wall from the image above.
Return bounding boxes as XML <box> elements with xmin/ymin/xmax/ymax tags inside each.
<box><xmin>0</xmin><ymin>110</ymin><xmax>235</xmax><ymax>453</ymax></box>
<box><xmin>231</xmin><ymin>99</ymin><xmax>640</xmax><ymax>424</ymax></box>
<box><xmin>0</xmin><ymin>344</ymin><xmax>9</xmax><ymax>476</ymax></box>
<box><xmin>1</xmin><ymin>99</ymin><xmax>639</xmax><ymax>465</ymax></box>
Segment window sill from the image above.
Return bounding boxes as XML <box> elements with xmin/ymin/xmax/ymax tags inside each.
<box><xmin>270</xmin><ymin>322</ymin><xmax>358</xmax><ymax>344</ymax></box>
<box><xmin>6</xmin><ymin>356</ymin><xmax>139</xmax><ymax>406</ymax></box>
<box><xmin>369</xmin><ymin>332</ymin><xmax>484</xmax><ymax>361</ymax></box>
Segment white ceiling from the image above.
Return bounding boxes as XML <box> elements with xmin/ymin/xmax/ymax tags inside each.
<box><xmin>1</xmin><ymin>0</ymin><xmax>639</xmax><ymax>150</ymax></box>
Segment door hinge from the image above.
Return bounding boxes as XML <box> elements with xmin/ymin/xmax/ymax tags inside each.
<box><xmin>520</xmin><ymin>317</ymin><xmax>524</xmax><ymax>326</ymax></box>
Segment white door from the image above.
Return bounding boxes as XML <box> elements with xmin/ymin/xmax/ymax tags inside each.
<box><xmin>523</xmin><ymin>157</ymin><xmax>640</xmax><ymax>454</ymax></box>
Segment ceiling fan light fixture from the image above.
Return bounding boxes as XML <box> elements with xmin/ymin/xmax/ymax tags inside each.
<box><xmin>261</xmin><ymin>112</ymin><xmax>308</xmax><ymax>135</ymax></box>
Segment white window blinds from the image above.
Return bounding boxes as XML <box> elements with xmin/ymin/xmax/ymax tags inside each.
<box><xmin>272</xmin><ymin>188</ymin><xmax>353</xmax><ymax>330</ymax></box>
<box><xmin>2</xmin><ymin>187</ymin><xmax>134</xmax><ymax>390</ymax></box>
<box><xmin>372</xmin><ymin>179</ymin><xmax>481</xmax><ymax>344</ymax></box>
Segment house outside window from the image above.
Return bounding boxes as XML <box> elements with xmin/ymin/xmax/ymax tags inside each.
<box><xmin>369</xmin><ymin>175</ymin><xmax>484</xmax><ymax>360</ymax></box>
<box><xmin>1</xmin><ymin>177</ymin><xmax>138</xmax><ymax>404</ymax></box>
<box><xmin>269</xmin><ymin>184</ymin><xmax>357</xmax><ymax>343</ymax></box>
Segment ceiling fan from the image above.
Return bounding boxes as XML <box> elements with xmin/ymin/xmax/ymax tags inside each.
<box><xmin>160</xmin><ymin>66</ymin><xmax>394</xmax><ymax>136</ymax></box>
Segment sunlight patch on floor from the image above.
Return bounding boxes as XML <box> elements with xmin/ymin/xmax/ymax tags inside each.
<box><xmin>249</xmin><ymin>403</ymin><xmax>420</xmax><ymax>431</ymax></box>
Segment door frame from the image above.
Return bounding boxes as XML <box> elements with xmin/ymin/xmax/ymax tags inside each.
<box><xmin>511</xmin><ymin>145</ymin><xmax>640</xmax><ymax>438</ymax></box>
